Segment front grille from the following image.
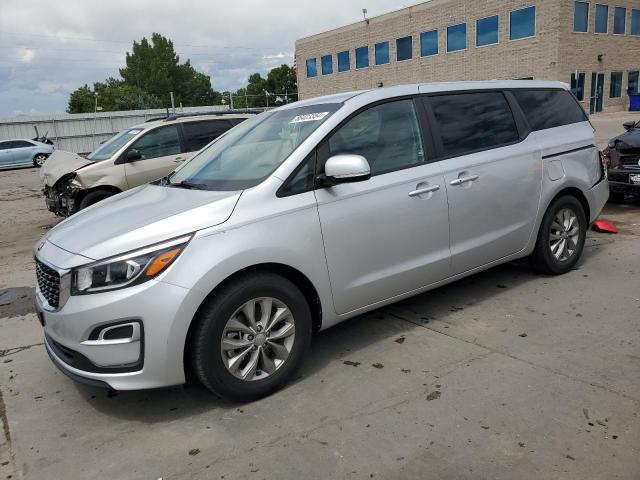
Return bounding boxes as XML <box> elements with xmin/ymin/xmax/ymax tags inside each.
<box><xmin>36</xmin><ymin>259</ymin><xmax>61</xmax><ymax>308</ymax></box>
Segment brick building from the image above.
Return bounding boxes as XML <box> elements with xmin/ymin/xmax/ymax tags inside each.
<box><xmin>295</xmin><ymin>0</ymin><xmax>640</xmax><ymax>113</ymax></box>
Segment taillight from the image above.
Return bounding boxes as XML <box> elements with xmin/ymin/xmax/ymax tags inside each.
<box><xmin>602</xmin><ymin>147</ymin><xmax>611</xmax><ymax>167</ymax></box>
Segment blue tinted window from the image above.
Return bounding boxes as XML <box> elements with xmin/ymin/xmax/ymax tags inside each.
<box><xmin>375</xmin><ymin>41</ymin><xmax>390</xmax><ymax>65</ymax></box>
<box><xmin>338</xmin><ymin>51</ymin><xmax>350</xmax><ymax>72</ymax></box>
<box><xmin>321</xmin><ymin>55</ymin><xmax>333</xmax><ymax>75</ymax></box>
<box><xmin>614</xmin><ymin>7</ymin><xmax>626</xmax><ymax>34</ymax></box>
<box><xmin>477</xmin><ymin>15</ymin><xmax>499</xmax><ymax>46</ymax></box>
<box><xmin>306</xmin><ymin>58</ymin><xmax>317</xmax><ymax>78</ymax></box>
<box><xmin>355</xmin><ymin>46</ymin><xmax>369</xmax><ymax>68</ymax></box>
<box><xmin>420</xmin><ymin>30</ymin><xmax>438</xmax><ymax>56</ymax></box>
<box><xmin>633</xmin><ymin>10</ymin><xmax>640</xmax><ymax>35</ymax></box>
<box><xmin>510</xmin><ymin>6</ymin><xmax>536</xmax><ymax>40</ymax></box>
<box><xmin>396</xmin><ymin>36</ymin><xmax>413</xmax><ymax>61</ymax></box>
<box><xmin>595</xmin><ymin>4</ymin><xmax>609</xmax><ymax>33</ymax></box>
<box><xmin>447</xmin><ymin>23</ymin><xmax>467</xmax><ymax>52</ymax></box>
<box><xmin>573</xmin><ymin>2</ymin><xmax>589</xmax><ymax>32</ymax></box>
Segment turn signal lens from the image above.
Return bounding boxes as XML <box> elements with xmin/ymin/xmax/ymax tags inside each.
<box><xmin>146</xmin><ymin>248</ymin><xmax>182</xmax><ymax>277</ymax></box>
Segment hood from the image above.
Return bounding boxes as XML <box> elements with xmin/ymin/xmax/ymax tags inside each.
<box><xmin>40</xmin><ymin>150</ymin><xmax>92</xmax><ymax>187</ymax></box>
<box><xmin>45</xmin><ymin>184</ymin><xmax>242</xmax><ymax>260</ymax></box>
<box><xmin>613</xmin><ymin>129</ymin><xmax>640</xmax><ymax>151</ymax></box>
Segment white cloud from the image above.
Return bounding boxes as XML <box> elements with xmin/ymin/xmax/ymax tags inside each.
<box><xmin>0</xmin><ymin>0</ymin><xmax>424</xmax><ymax>115</ymax></box>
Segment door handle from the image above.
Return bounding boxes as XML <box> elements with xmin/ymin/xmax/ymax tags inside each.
<box><xmin>450</xmin><ymin>174</ymin><xmax>479</xmax><ymax>186</ymax></box>
<box><xmin>408</xmin><ymin>185</ymin><xmax>440</xmax><ymax>197</ymax></box>
<box><xmin>173</xmin><ymin>157</ymin><xmax>184</xmax><ymax>163</ymax></box>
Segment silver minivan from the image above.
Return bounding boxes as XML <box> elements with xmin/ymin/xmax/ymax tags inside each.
<box><xmin>35</xmin><ymin>81</ymin><xmax>609</xmax><ymax>401</ymax></box>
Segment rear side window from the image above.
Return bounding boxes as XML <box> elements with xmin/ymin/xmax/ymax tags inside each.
<box><xmin>8</xmin><ymin>140</ymin><xmax>34</xmax><ymax>148</ymax></box>
<box><xmin>512</xmin><ymin>89</ymin><xmax>588</xmax><ymax>131</ymax></box>
<box><xmin>429</xmin><ymin>92</ymin><xmax>520</xmax><ymax>158</ymax></box>
<box><xmin>183</xmin><ymin>120</ymin><xmax>233</xmax><ymax>151</ymax></box>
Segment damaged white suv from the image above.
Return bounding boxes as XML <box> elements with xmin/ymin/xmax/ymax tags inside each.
<box><xmin>40</xmin><ymin>113</ymin><xmax>251</xmax><ymax>216</ymax></box>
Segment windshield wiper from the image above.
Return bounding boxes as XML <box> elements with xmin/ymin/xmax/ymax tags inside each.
<box><xmin>168</xmin><ymin>179</ymin><xmax>209</xmax><ymax>190</ymax></box>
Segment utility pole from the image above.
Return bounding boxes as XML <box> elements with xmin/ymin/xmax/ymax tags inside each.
<box><xmin>265</xmin><ymin>90</ymin><xmax>269</xmax><ymax>108</ymax></box>
<box><xmin>93</xmin><ymin>92</ymin><xmax>99</xmax><ymax>146</ymax></box>
<box><xmin>170</xmin><ymin>91</ymin><xmax>176</xmax><ymax>115</ymax></box>
<box><xmin>229</xmin><ymin>92</ymin><xmax>234</xmax><ymax>110</ymax></box>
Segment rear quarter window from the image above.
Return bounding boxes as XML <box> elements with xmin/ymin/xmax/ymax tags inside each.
<box><xmin>183</xmin><ymin>119</ymin><xmax>234</xmax><ymax>151</ymax></box>
<box><xmin>512</xmin><ymin>89</ymin><xmax>588</xmax><ymax>131</ymax></box>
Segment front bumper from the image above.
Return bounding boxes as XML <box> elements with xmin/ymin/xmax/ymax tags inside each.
<box><xmin>36</xmin><ymin>274</ymin><xmax>199</xmax><ymax>391</ymax></box>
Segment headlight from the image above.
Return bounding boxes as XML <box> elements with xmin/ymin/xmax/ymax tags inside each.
<box><xmin>71</xmin><ymin>235</ymin><xmax>191</xmax><ymax>295</ymax></box>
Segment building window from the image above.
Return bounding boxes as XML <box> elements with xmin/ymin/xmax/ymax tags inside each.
<box><xmin>477</xmin><ymin>15</ymin><xmax>499</xmax><ymax>46</ymax></box>
<box><xmin>614</xmin><ymin>7</ymin><xmax>626</xmax><ymax>34</ymax></box>
<box><xmin>571</xmin><ymin>72</ymin><xmax>586</xmax><ymax>101</ymax></box>
<box><xmin>375</xmin><ymin>41</ymin><xmax>390</xmax><ymax>65</ymax></box>
<box><xmin>306</xmin><ymin>58</ymin><xmax>317</xmax><ymax>78</ymax></box>
<box><xmin>396</xmin><ymin>36</ymin><xmax>413</xmax><ymax>61</ymax></box>
<box><xmin>632</xmin><ymin>9</ymin><xmax>640</xmax><ymax>35</ymax></box>
<box><xmin>629</xmin><ymin>71</ymin><xmax>639</xmax><ymax>94</ymax></box>
<box><xmin>510</xmin><ymin>6</ymin><xmax>536</xmax><ymax>40</ymax></box>
<box><xmin>321</xmin><ymin>55</ymin><xmax>333</xmax><ymax>75</ymax></box>
<box><xmin>420</xmin><ymin>30</ymin><xmax>438</xmax><ymax>56</ymax></box>
<box><xmin>595</xmin><ymin>4</ymin><xmax>609</xmax><ymax>33</ymax></box>
<box><xmin>610</xmin><ymin>72</ymin><xmax>623</xmax><ymax>98</ymax></box>
<box><xmin>447</xmin><ymin>23</ymin><xmax>467</xmax><ymax>52</ymax></box>
<box><xmin>338</xmin><ymin>51</ymin><xmax>350</xmax><ymax>72</ymax></box>
<box><xmin>355</xmin><ymin>46</ymin><xmax>369</xmax><ymax>68</ymax></box>
<box><xmin>574</xmin><ymin>2</ymin><xmax>589</xmax><ymax>32</ymax></box>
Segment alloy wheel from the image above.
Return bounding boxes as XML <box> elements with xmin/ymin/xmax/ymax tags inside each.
<box><xmin>549</xmin><ymin>208</ymin><xmax>580</xmax><ymax>262</ymax></box>
<box><xmin>220</xmin><ymin>297</ymin><xmax>295</xmax><ymax>381</ymax></box>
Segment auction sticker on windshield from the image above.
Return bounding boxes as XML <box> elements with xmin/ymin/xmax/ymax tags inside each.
<box><xmin>289</xmin><ymin>112</ymin><xmax>330</xmax><ymax>124</ymax></box>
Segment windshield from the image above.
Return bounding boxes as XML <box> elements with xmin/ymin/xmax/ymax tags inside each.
<box><xmin>87</xmin><ymin>128</ymin><xmax>142</xmax><ymax>161</ymax></box>
<box><xmin>169</xmin><ymin>103</ymin><xmax>341</xmax><ymax>190</ymax></box>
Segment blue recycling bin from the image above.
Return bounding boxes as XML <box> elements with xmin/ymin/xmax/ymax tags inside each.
<box><xmin>630</xmin><ymin>93</ymin><xmax>640</xmax><ymax>111</ymax></box>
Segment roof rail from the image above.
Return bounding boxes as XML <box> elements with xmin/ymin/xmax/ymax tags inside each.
<box><xmin>161</xmin><ymin>109</ymin><xmax>265</xmax><ymax>122</ymax></box>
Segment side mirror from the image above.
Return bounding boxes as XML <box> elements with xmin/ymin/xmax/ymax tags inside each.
<box><xmin>322</xmin><ymin>154</ymin><xmax>371</xmax><ymax>186</ymax></box>
<box><xmin>126</xmin><ymin>149</ymin><xmax>142</xmax><ymax>162</ymax></box>
<box><xmin>623</xmin><ymin>121</ymin><xmax>636</xmax><ymax>131</ymax></box>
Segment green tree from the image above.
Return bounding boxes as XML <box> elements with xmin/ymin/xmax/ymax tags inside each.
<box><xmin>119</xmin><ymin>33</ymin><xmax>214</xmax><ymax>107</ymax></box>
<box><xmin>67</xmin><ymin>85</ymin><xmax>96</xmax><ymax>113</ymax></box>
<box><xmin>266</xmin><ymin>64</ymin><xmax>298</xmax><ymax>103</ymax></box>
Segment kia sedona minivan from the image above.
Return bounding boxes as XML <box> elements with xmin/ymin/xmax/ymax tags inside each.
<box><xmin>34</xmin><ymin>81</ymin><xmax>608</xmax><ymax>401</ymax></box>
<box><xmin>40</xmin><ymin>113</ymin><xmax>252</xmax><ymax>216</ymax></box>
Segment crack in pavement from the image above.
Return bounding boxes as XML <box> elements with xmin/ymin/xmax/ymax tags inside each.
<box><xmin>0</xmin><ymin>343</ymin><xmax>43</xmax><ymax>358</ymax></box>
<box><xmin>382</xmin><ymin>308</ymin><xmax>640</xmax><ymax>405</ymax></box>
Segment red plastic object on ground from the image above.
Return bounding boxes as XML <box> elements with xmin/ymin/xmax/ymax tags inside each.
<box><xmin>592</xmin><ymin>219</ymin><xmax>618</xmax><ymax>233</ymax></box>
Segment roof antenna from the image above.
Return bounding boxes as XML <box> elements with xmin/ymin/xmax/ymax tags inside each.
<box><xmin>362</xmin><ymin>8</ymin><xmax>369</xmax><ymax>24</ymax></box>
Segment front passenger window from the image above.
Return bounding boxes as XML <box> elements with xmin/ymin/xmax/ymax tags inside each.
<box><xmin>327</xmin><ymin>99</ymin><xmax>425</xmax><ymax>176</ymax></box>
<box><xmin>130</xmin><ymin>125</ymin><xmax>181</xmax><ymax>160</ymax></box>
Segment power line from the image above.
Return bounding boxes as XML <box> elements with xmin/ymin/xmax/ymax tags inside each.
<box><xmin>0</xmin><ymin>30</ymin><xmax>291</xmax><ymax>51</ymax></box>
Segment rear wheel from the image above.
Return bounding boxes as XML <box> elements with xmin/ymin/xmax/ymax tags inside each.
<box><xmin>78</xmin><ymin>190</ymin><xmax>114</xmax><ymax>211</ymax></box>
<box><xmin>33</xmin><ymin>153</ymin><xmax>48</xmax><ymax>167</ymax></box>
<box><xmin>190</xmin><ymin>272</ymin><xmax>312</xmax><ymax>401</ymax></box>
<box><xmin>530</xmin><ymin>195</ymin><xmax>587</xmax><ymax>275</ymax></box>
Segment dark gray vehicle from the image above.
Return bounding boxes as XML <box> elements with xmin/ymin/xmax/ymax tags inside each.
<box><xmin>604</xmin><ymin>120</ymin><xmax>640</xmax><ymax>201</ymax></box>
<box><xmin>0</xmin><ymin>139</ymin><xmax>54</xmax><ymax>168</ymax></box>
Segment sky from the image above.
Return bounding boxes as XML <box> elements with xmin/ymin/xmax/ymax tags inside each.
<box><xmin>0</xmin><ymin>0</ymin><xmax>422</xmax><ymax>117</ymax></box>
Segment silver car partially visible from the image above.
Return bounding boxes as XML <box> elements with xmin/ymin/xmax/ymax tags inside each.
<box><xmin>0</xmin><ymin>139</ymin><xmax>54</xmax><ymax>169</ymax></box>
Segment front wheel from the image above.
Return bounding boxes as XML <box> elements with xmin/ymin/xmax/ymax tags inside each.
<box><xmin>530</xmin><ymin>195</ymin><xmax>587</xmax><ymax>275</ymax></box>
<box><xmin>33</xmin><ymin>153</ymin><xmax>48</xmax><ymax>167</ymax></box>
<box><xmin>190</xmin><ymin>272</ymin><xmax>312</xmax><ymax>401</ymax></box>
<box><xmin>77</xmin><ymin>190</ymin><xmax>114</xmax><ymax>211</ymax></box>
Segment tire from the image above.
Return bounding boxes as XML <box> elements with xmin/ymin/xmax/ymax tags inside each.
<box><xmin>530</xmin><ymin>195</ymin><xmax>587</xmax><ymax>275</ymax></box>
<box><xmin>190</xmin><ymin>272</ymin><xmax>312</xmax><ymax>401</ymax></box>
<box><xmin>608</xmin><ymin>191</ymin><xmax>625</xmax><ymax>203</ymax></box>
<box><xmin>33</xmin><ymin>153</ymin><xmax>48</xmax><ymax>167</ymax></box>
<box><xmin>78</xmin><ymin>190</ymin><xmax>114</xmax><ymax>211</ymax></box>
